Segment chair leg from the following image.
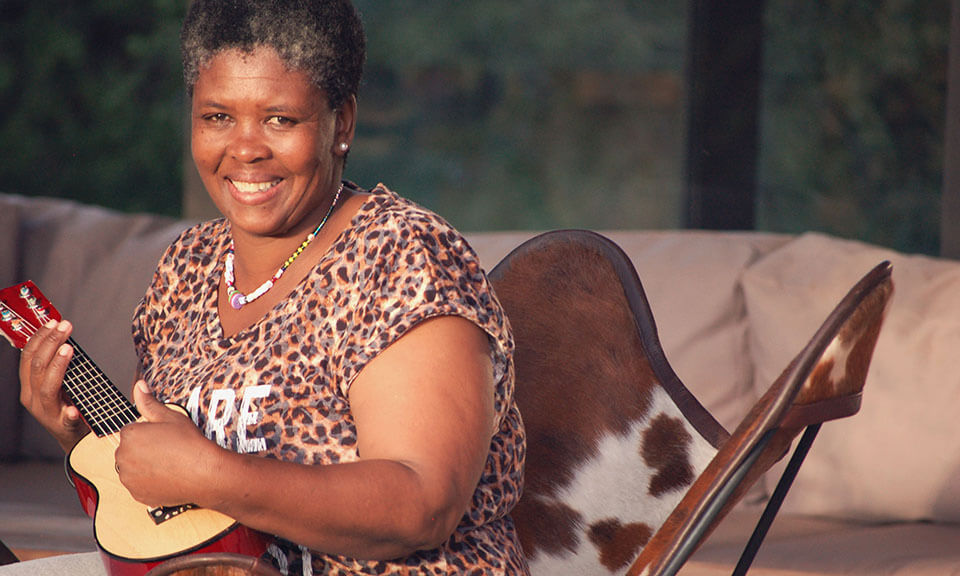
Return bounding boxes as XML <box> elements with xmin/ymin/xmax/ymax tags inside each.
<box><xmin>0</xmin><ymin>538</ymin><xmax>19</xmax><ymax>565</ymax></box>
<box><xmin>732</xmin><ymin>424</ymin><xmax>822</xmax><ymax>576</ymax></box>
<box><xmin>657</xmin><ymin>429</ymin><xmax>777</xmax><ymax>576</ymax></box>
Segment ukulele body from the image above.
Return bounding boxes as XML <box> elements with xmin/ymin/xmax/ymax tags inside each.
<box><xmin>67</xmin><ymin>405</ymin><xmax>270</xmax><ymax>576</ymax></box>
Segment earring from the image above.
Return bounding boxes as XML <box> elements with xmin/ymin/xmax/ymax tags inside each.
<box><xmin>338</xmin><ymin>142</ymin><xmax>350</xmax><ymax>153</ymax></box>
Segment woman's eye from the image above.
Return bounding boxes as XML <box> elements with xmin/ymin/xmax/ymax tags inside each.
<box><xmin>203</xmin><ymin>113</ymin><xmax>231</xmax><ymax>125</ymax></box>
<box><xmin>266</xmin><ymin>116</ymin><xmax>296</xmax><ymax>128</ymax></box>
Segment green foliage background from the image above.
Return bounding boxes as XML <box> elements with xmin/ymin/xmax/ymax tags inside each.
<box><xmin>349</xmin><ymin>1</ymin><xmax>689</xmax><ymax>231</ymax></box>
<box><xmin>0</xmin><ymin>0</ymin><xmax>187</xmax><ymax>215</ymax></box>
<box><xmin>0</xmin><ymin>1</ymin><xmax>950</xmax><ymax>254</ymax></box>
<box><xmin>759</xmin><ymin>0</ymin><xmax>948</xmax><ymax>256</ymax></box>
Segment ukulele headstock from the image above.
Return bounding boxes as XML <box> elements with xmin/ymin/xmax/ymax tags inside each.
<box><xmin>0</xmin><ymin>281</ymin><xmax>62</xmax><ymax>350</ymax></box>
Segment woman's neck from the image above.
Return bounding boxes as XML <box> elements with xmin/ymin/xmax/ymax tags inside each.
<box><xmin>217</xmin><ymin>188</ymin><xmax>367</xmax><ymax>337</ymax></box>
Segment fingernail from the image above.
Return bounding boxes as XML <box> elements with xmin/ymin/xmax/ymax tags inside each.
<box><xmin>137</xmin><ymin>380</ymin><xmax>149</xmax><ymax>394</ymax></box>
<box><xmin>57</xmin><ymin>343</ymin><xmax>72</xmax><ymax>357</ymax></box>
<box><xmin>57</xmin><ymin>320</ymin><xmax>70</xmax><ymax>332</ymax></box>
<box><xmin>44</xmin><ymin>319</ymin><xmax>57</xmax><ymax>329</ymax></box>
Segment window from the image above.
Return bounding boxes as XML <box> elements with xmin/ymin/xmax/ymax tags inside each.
<box><xmin>348</xmin><ymin>2</ymin><xmax>690</xmax><ymax>231</ymax></box>
<box><xmin>757</xmin><ymin>0</ymin><xmax>948</xmax><ymax>256</ymax></box>
<box><xmin>2</xmin><ymin>1</ymin><xmax>952</xmax><ymax>257</ymax></box>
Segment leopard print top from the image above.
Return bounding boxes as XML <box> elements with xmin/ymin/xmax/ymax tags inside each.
<box><xmin>132</xmin><ymin>184</ymin><xmax>528</xmax><ymax>575</ymax></box>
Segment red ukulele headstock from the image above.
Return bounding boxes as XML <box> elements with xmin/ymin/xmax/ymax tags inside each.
<box><xmin>0</xmin><ymin>281</ymin><xmax>62</xmax><ymax>350</ymax></box>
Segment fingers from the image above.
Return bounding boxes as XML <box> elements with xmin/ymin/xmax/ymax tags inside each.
<box><xmin>133</xmin><ymin>380</ymin><xmax>175</xmax><ymax>423</ymax></box>
<box><xmin>18</xmin><ymin>320</ymin><xmax>88</xmax><ymax>451</ymax></box>
<box><xmin>19</xmin><ymin>320</ymin><xmax>73</xmax><ymax>408</ymax></box>
<box><xmin>64</xmin><ymin>404</ymin><xmax>81</xmax><ymax>421</ymax></box>
<box><xmin>116</xmin><ymin>396</ymin><xmax>210</xmax><ymax>507</ymax></box>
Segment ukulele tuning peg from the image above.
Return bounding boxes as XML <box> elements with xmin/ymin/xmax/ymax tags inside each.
<box><xmin>20</xmin><ymin>287</ymin><xmax>38</xmax><ymax>307</ymax></box>
<box><xmin>0</xmin><ymin>309</ymin><xmax>22</xmax><ymax>332</ymax></box>
<box><xmin>19</xmin><ymin>285</ymin><xmax>48</xmax><ymax>319</ymax></box>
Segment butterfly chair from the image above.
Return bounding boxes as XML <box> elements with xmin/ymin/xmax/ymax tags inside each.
<box><xmin>0</xmin><ymin>539</ymin><xmax>17</xmax><ymax>565</ymax></box>
<box><xmin>487</xmin><ymin>230</ymin><xmax>892</xmax><ymax>576</ymax></box>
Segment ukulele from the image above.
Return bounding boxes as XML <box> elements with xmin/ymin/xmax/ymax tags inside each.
<box><xmin>0</xmin><ymin>281</ymin><xmax>269</xmax><ymax>576</ymax></box>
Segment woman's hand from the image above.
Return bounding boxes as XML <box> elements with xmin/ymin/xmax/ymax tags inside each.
<box><xmin>19</xmin><ymin>319</ymin><xmax>89</xmax><ymax>452</ymax></box>
<box><xmin>116</xmin><ymin>381</ymin><xmax>226</xmax><ymax>508</ymax></box>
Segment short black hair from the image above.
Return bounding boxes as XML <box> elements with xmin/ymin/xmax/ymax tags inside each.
<box><xmin>180</xmin><ymin>0</ymin><xmax>365</xmax><ymax>109</ymax></box>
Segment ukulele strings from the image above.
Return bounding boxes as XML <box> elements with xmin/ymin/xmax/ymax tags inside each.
<box><xmin>65</xmin><ymin>340</ymin><xmax>141</xmax><ymax>436</ymax></box>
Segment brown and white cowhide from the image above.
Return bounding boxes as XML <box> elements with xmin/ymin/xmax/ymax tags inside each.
<box><xmin>488</xmin><ymin>231</ymin><xmax>729</xmax><ymax>575</ymax></box>
<box><xmin>518</xmin><ymin>388</ymin><xmax>718</xmax><ymax>575</ymax></box>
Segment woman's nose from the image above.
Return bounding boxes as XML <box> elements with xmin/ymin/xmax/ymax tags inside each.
<box><xmin>227</xmin><ymin>122</ymin><xmax>270</xmax><ymax>163</ymax></box>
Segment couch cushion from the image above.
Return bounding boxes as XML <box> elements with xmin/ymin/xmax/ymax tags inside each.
<box><xmin>743</xmin><ymin>232</ymin><xmax>960</xmax><ymax>523</ymax></box>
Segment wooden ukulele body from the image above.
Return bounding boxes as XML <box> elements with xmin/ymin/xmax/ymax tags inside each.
<box><xmin>67</xmin><ymin>406</ymin><xmax>270</xmax><ymax>576</ymax></box>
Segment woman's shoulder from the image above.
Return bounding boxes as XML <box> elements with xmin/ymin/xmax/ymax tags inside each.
<box><xmin>160</xmin><ymin>218</ymin><xmax>230</xmax><ymax>267</ymax></box>
<box><xmin>355</xmin><ymin>184</ymin><xmax>473</xmax><ymax>255</ymax></box>
<box><xmin>170</xmin><ymin>217</ymin><xmax>229</xmax><ymax>248</ymax></box>
<box><xmin>135</xmin><ymin>219</ymin><xmax>227</xmax><ymax>337</ymax></box>
<box><xmin>358</xmin><ymin>183</ymin><xmax>446</xmax><ymax>225</ymax></box>
<box><xmin>145</xmin><ymin>218</ymin><xmax>229</xmax><ymax>296</ymax></box>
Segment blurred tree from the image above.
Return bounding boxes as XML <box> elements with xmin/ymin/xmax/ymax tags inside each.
<box><xmin>759</xmin><ymin>0</ymin><xmax>948</xmax><ymax>254</ymax></box>
<box><xmin>0</xmin><ymin>0</ymin><xmax>186</xmax><ymax>215</ymax></box>
<box><xmin>0</xmin><ymin>1</ymin><xmax>948</xmax><ymax>254</ymax></box>
<box><xmin>350</xmin><ymin>1</ymin><xmax>689</xmax><ymax>231</ymax></box>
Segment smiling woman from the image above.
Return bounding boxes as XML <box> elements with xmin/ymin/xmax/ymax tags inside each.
<box><xmin>9</xmin><ymin>1</ymin><xmax>528</xmax><ymax>575</ymax></box>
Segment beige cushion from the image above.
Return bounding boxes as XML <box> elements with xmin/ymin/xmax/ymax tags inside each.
<box><xmin>743</xmin><ymin>232</ymin><xmax>960</xmax><ymax>523</ymax></box>
<box><xmin>688</xmin><ymin>509</ymin><xmax>960</xmax><ymax>575</ymax></box>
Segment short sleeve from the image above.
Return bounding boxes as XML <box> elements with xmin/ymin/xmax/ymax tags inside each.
<box><xmin>332</xmin><ymin>208</ymin><xmax>514</xmax><ymax>425</ymax></box>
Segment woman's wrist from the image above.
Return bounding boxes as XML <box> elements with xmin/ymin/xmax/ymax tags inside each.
<box><xmin>194</xmin><ymin>441</ymin><xmax>241</xmax><ymax>512</ymax></box>
<box><xmin>54</xmin><ymin>418</ymin><xmax>89</xmax><ymax>454</ymax></box>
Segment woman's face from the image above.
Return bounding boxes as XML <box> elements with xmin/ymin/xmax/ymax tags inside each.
<box><xmin>191</xmin><ymin>46</ymin><xmax>350</xmax><ymax>241</ymax></box>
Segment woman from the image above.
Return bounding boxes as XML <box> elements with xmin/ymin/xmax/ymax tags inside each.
<box><xmin>14</xmin><ymin>1</ymin><xmax>528</xmax><ymax>574</ymax></box>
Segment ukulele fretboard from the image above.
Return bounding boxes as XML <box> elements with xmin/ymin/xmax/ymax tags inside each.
<box><xmin>63</xmin><ymin>339</ymin><xmax>140</xmax><ymax>437</ymax></box>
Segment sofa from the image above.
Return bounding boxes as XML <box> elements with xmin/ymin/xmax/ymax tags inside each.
<box><xmin>1</xmin><ymin>192</ymin><xmax>959</xmax><ymax>574</ymax></box>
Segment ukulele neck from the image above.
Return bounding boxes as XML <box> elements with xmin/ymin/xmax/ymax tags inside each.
<box><xmin>63</xmin><ymin>338</ymin><xmax>140</xmax><ymax>437</ymax></box>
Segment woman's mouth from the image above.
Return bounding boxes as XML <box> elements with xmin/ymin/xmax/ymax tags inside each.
<box><xmin>226</xmin><ymin>178</ymin><xmax>284</xmax><ymax>205</ymax></box>
<box><xmin>229</xmin><ymin>178</ymin><xmax>282</xmax><ymax>193</ymax></box>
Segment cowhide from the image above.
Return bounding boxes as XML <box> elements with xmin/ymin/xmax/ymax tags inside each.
<box><xmin>488</xmin><ymin>230</ymin><xmax>729</xmax><ymax>576</ymax></box>
<box><xmin>519</xmin><ymin>387</ymin><xmax>718</xmax><ymax>575</ymax></box>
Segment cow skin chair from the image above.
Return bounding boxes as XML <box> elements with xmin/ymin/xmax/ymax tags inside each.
<box><xmin>488</xmin><ymin>229</ymin><xmax>892</xmax><ymax>576</ymax></box>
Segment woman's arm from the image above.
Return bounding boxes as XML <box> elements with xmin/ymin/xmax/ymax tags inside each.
<box><xmin>116</xmin><ymin>315</ymin><xmax>496</xmax><ymax>560</ymax></box>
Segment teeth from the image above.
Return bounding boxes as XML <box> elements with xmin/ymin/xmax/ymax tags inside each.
<box><xmin>231</xmin><ymin>179</ymin><xmax>280</xmax><ymax>193</ymax></box>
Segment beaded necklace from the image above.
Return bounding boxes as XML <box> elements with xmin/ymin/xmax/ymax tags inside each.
<box><xmin>224</xmin><ymin>182</ymin><xmax>344</xmax><ymax>310</ymax></box>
